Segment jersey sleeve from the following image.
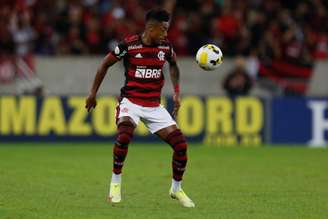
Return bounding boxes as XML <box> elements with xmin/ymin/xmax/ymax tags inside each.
<box><xmin>167</xmin><ymin>45</ymin><xmax>177</xmax><ymax>65</ymax></box>
<box><xmin>110</xmin><ymin>41</ymin><xmax>128</xmax><ymax>60</ymax></box>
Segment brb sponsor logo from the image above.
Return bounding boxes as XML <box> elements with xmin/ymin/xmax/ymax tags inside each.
<box><xmin>135</xmin><ymin>66</ymin><xmax>161</xmax><ymax>79</ymax></box>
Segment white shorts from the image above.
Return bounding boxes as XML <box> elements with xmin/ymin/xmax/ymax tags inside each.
<box><xmin>116</xmin><ymin>98</ymin><xmax>177</xmax><ymax>134</ymax></box>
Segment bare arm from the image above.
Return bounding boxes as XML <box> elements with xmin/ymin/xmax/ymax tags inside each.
<box><xmin>85</xmin><ymin>54</ymin><xmax>118</xmax><ymax>112</ymax></box>
<box><xmin>169</xmin><ymin>63</ymin><xmax>181</xmax><ymax>119</ymax></box>
<box><xmin>170</xmin><ymin>63</ymin><xmax>180</xmax><ymax>89</ymax></box>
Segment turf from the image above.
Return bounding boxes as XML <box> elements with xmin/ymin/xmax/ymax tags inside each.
<box><xmin>0</xmin><ymin>143</ymin><xmax>327</xmax><ymax>219</ymax></box>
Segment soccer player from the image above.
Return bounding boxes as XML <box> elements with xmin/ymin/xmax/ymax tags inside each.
<box><xmin>85</xmin><ymin>9</ymin><xmax>195</xmax><ymax>208</ymax></box>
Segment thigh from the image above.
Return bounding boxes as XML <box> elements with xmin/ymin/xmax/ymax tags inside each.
<box><xmin>116</xmin><ymin>98</ymin><xmax>141</xmax><ymax>126</ymax></box>
<box><xmin>117</xmin><ymin>116</ymin><xmax>137</xmax><ymax>127</ymax></box>
<box><xmin>155</xmin><ymin>124</ymin><xmax>178</xmax><ymax>141</ymax></box>
<box><xmin>142</xmin><ymin>105</ymin><xmax>177</xmax><ymax>134</ymax></box>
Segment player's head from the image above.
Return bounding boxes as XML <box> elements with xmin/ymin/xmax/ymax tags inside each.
<box><xmin>144</xmin><ymin>9</ymin><xmax>170</xmax><ymax>44</ymax></box>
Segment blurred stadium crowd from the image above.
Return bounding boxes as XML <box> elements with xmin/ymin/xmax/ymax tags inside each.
<box><xmin>0</xmin><ymin>0</ymin><xmax>327</xmax><ymax>57</ymax></box>
<box><xmin>0</xmin><ymin>0</ymin><xmax>328</xmax><ymax>95</ymax></box>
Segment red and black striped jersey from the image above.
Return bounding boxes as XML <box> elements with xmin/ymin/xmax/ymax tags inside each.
<box><xmin>110</xmin><ymin>34</ymin><xmax>177</xmax><ymax>107</ymax></box>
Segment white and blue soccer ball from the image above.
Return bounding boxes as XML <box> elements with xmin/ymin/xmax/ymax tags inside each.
<box><xmin>196</xmin><ymin>44</ymin><xmax>223</xmax><ymax>71</ymax></box>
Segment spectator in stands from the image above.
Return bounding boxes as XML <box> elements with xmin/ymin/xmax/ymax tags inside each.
<box><xmin>1</xmin><ymin>0</ymin><xmax>327</xmax><ymax>61</ymax></box>
<box><xmin>0</xmin><ymin>8</ymin><xmax>16</xmax><ymax>84</ymax></box>
<box><xmin>223</xmin><ymin>57</ymin><xmax>253</xmax><ymax>97</ymax></box>
<box><xmin>257</xmin><ymin>9</ymin><xmax>315</xmax><ymax>96</ymax></box>
<box><xmin>10</xmin><ymin>10</ymin><xmax>43</xmax><ymax>95</ymax></box>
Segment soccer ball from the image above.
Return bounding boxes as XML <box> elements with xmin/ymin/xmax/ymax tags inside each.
<box><xmin>196</xmin><ymin>44</ymin><xmax>223</xmax><ymax>71</ymax></box>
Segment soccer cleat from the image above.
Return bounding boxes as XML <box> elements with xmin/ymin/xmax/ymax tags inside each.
<box><xmin>107</xmin><ymin>182</ymin><xmax>121</xmax><ymax>203</ymax></box>
<box><xmin>169</xmin><ymin>187</ymin><xmax>195</xmax><ymax>208</ymax></box>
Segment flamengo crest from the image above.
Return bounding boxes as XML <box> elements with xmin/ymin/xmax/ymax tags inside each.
<box><xmin>158</xmin><ymin>51</ymin><xmax>165</xmax><ymax>61</ymax></box>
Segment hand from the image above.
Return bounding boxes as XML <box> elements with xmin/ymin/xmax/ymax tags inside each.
<box><xmin>172</xmin><ymin>93</ymin><xmax>181</xmax><ymax>119</ymax></box>
<box><xmin>85</xmin><ymin>94</ymin><xmax>97</xmax><ymax>112</ymax></box>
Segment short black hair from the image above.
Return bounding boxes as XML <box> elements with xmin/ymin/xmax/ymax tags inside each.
<box><xmin>145</xmin><ymin>9</ymin><xmax>170</xmax><ymax>22</ymax></box>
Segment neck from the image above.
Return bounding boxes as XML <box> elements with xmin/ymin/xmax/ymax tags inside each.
<box><xmin>141</xmin><ymin>32</ymin><xmax>153</xmax><ymax>45</ymax></box>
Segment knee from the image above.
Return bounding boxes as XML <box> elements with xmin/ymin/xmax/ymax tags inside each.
<box><xmin>116</xmin><ymin>121</ymin><xmax>135</xmax><ymax>147</ymax></box>
<box><xmin>165</xmin><ymin>129</ymin><xmax>188</xmax><ymax>155</ymax></box>
<box><xmin>117</xmin><ymin>133</ymin><xmax>132</xmax><ymax>146</ymax></box>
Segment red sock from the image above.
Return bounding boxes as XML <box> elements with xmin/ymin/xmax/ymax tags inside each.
<box><xmin>113</xmin><ymin>121</ymin><xmax>135</xmax><ymax>174</ymax></box>
<box><xmin>165</xmin><ymin>129</ymin><xmax>188</xmax><ymax>181</ymax></box>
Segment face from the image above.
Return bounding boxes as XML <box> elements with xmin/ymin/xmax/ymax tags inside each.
<box><xmin>149</xmin><ymin>21</ymin><xmax>169</xmax><ymax>44</ymax></box>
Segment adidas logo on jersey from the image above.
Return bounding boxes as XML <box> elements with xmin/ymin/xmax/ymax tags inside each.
<box><xmin>128</xmin><ymin>44</ymin><xmax>142</xmax><ymax>50</ymax></box>
<box><xmin>135</xmin><ymin>53</ymin><xmax>143</xmax><ymax>58</ymax></box>
<box><xmin>135</xmin><ymin>67</ymin><xmax>161</xmax><ymax>79</ymax></box>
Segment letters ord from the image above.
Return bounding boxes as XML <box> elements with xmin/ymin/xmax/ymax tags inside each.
<box><xmin>236</xmin><ymin>97</ymin><xmax>263</xmax><ymax>134</ymax></box>
<box><xmin>206</xmin><ymin>97</ymin><xmax>232</xmax><ymax>134</ymax></box>
<box><xmin>177</xmin><ymin>96</ymin><xmax>204</xmax><ymax>136</ymax></box>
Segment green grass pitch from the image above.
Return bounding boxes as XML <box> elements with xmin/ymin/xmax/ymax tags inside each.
<box><xmin>0</xmin><ymin>143</ymin><xmax>327</xmax><ymax>219</ymax></box>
